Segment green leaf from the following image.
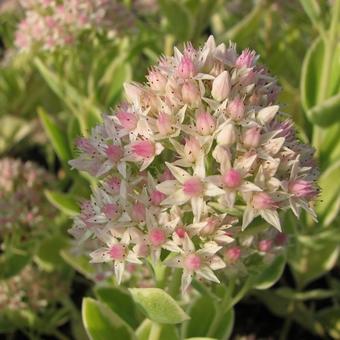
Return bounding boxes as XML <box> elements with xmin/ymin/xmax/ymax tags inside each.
<box><xmin>36</xmin><ymin>235</ymin><xmax>68</xmax><ymax>271</ymax></box>
<box><xmin>38</xmin><ymin>107</ymin><xmax>72</xmax><ymax>163</ymax></box>
<box><xmin>45</xmin><ymin>190</ymin><xmax>80</xmax><ymax>216</ymax></box>
<box><xmin>0</xmin><ymin>250</ymin><xmax>31</xmax><ymax>279</ymax></box>
<box><xmin>317</xmin><ymin>307</ymin><xmax>340</xmax><ymax>339</ymax></box>
<box><xmin>307</xmin><ymin>92</ymin><xmax>340</xmax><ymax>127</ymax></box>
<box><xmin>129</xmin><ymin>288</ymin><xmax>189</xmax><ymax>324</ymax></box>
<box><xmin>254</xmin><ymin>254</ymin><xmax>286</xmax><ymax>289</ymax></box>
<box><xmin>61</xmin><ymin>249</ymin><xmax>95</xmax><ymax>280</ymax></box>
<box><xmin>136</xmin><ymin>319</ymin><xmax>179</xmax><ymax>340</ymax></box>
<box><xmin>317</xmin><ymin>160</ymin><xmax>340</xmax><ymax>225</ymax></box>
<box><xmin>301</xmin><ymin>38</ymin><xmax>340</xmax><ymax>126</ymax></box>
<box><xmin>82</xmin><ymin>298</ymin><xmax>136</xmax><ymax>340</ymax></box>
<box><xmin>95</xmin><ymin>287</ymin><xmax>138</xmax><ymax>328</ymax></box>
<box><xmin>288</xmin><ymin>232</ymin><xmax>340</xmax><ymax>288</ymax></box>
<box><xmin>276</xmin><ymin>287</ymin><xmax>335</xmax><ymax>301</ymax></box>
<box><xmin>183</xmin><ymin>295</ymin><xmax>216</xmax><ymax>338</ymax></box>
<box><xmin>159</xmin><ymin>0</ymin><xmax>193</xmax><ymax>41</ymax></box>
<box><xmin>299</xmin><ymin>0</ymin><xmax>323</xmax><ymax>28</ymax></box>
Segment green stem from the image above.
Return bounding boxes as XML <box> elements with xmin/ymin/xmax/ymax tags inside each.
<box><xmin>149</xmin><ymin>322</ymin><xmax>162</xmax><ymax>340</ymax></box>
<box><xmin>207</xmin><ymin>278</ymin><xmax>235</xmax><ymax>337</ymax></box>
<box><xmin>168</xmin><ymin>268</ymin><xmax>182</xmax><ymax>299</ymax></box>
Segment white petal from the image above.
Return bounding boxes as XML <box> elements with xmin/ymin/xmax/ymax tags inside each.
<box><xmin>156</xmin><ymin>180</ymin><xmax>178</xmax><ymax>195</ymax></box>
<box><xmin>181</xmin><ymin>270</ymin><xmax>194</xmax><ymax>294</ymax></box>
<box><xmin>164</xmin><ymin>255</ymin><xmax>183</xmax><ymax>268</ymax></box>
<box><xmin>197</xmin><ymin>242</ymin><xmax>221</xmax><ymax>257</ymax></box>
<box><xmin>166</xmin><ymin>162</ymin><xmax>191</xmax><ymax>183</ymax></box>
<box><xmin>242</xmin><ymin>207</ymin><xmax>257</xmax><ymax>230</ymax></box>
<box><xmin>260</xmin><ymin>209</ymin><xmax>281</xmax><ymax>231</ymax></box>
<box><xmin>161</xmin><ymin>189</ymin><xmax>189</xmax><ymax>206</ymax></box>
<box><xmin>140</xmin><ymin>157</ymin><xmax>154</xmax><ymax>171</ymax></box>
<box><xmin>183</xmin><ymin>234</ymin><xmax>195</xmax><ymax>252</ymax></box>
<box><xmin>224</xmin><ymin>191</ymin><xmax>236</xmax><ymax>208</ymax></box>
<box><xmin>126</xmin><ymin>252</ymin><xmax>142</xmax><ymax>264</ymax></box>
<box><xmin>193</xmin><ymin>155</ymin><xmax>206</xmax><ymax>178</ymax></box>
<box><xmin>196</xmin><ymin>267</ymin><xmax>220</xmax><ymax>283</ymax></box>
<box><xmin>257</xmin><ymin>105</ymin><xmax>279</xmax><ymax>124</ymax></box>
<box><xmin>191</xmin><ymin>196</ymin><xmax>204</xmax><ymax>222</ymax></box>
<box><xmin>89</xmin><ymin>248</ymin><xmax>111</xmax><ymax>263</ymax></box>
<box><xmin>205</xmin><ymin>182</ymin><xmax>225</xmax><ymax>196</ymax></box>
<box><xmin>163</xmin><ymin>241</ymin><xmax>182</xmax><ymax>253</ymax></box>
<box><xmin>209</xmin><ymin>256</ymin><xmax>226</xmax><ymax>270</ymax></box>
<box><xmin>239</xmin><ymin>181</ymin><xmax>262</xmax><ymax>192</ymax></box>
<box><xmin>114</xmin><ymin>261</ymin><xmax>125</xmax><ymax>284</ymax></box>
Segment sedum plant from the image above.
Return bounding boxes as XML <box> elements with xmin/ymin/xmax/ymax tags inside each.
<box><xmin>68</xmin><ymin>36</ymin><xmax>320</xmax><ymax>338</ymax></box>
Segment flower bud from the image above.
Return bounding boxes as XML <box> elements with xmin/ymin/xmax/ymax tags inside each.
<box><xmin>196</xmin><ymin>112</ymin><xmax>215</xmax><ymax>135</ymax></box>
<box><xmin>116</xmin><ymin>110</ymin><xmax>138</xmax><ymax>131</ymax></box>
<box><xmin>211</xmin><ymin>71</ymin><xmax>231</xmax><ymax>101</ymax></box>
<box><xmin>177</xmin><ymin>55</ymin><xmax>196</xmax><ymax>79</ymax></box>
<box><xmin>235</xmin><ymin>49</ymin><xmax>256</xmax><ymax>68</ymax></box>
<box><xmin>181</xmin><ymin>81</ymin><xmax>201</xmax><ymax>107</ymax></box>
<box><xmin>258</xmin><ymin>239</ymin><xmax>273</xmax><ymax>253</ymax></box>
<box><xmin>228</xmin><ymin>97</ymin><xmax>245</xmax><ymax>121</ymax></box>
<box><xmin>184</xmin><ymin>137</ymin><xmax>201</xmax><ymax>162</ymax></box>
<box><xmin>223</xmin><ymin>169</ymin><xmax>242</xmax><ymax>189</ymax></box>
<box><xmin>216</xmin><ymin>122</ymin><xmax>236</xmax><ymax>146</ymax></box>
<box><xmin>156</xmin><ymin>112</ymin><xmax>172</xmax><ymax>135</ymax></box>
<box><xmin>225</xmin><ymin>246</ymin><xmax>241</xmax><ymax>263</ymax></box>
<box><xmin>242</xmin><ymin>127</ymin><xmax>261</xmax><ymax>148</ymax></box>
<box><xmin>288</xmin><ymin>180</ymin><xmax>317</xmax><ymax>199</ymax></box>
<box><xmin>252</xmin><ymin>192</ymin><xmax>278</xmax><ymax>210</ymax></box>
<box><xmin>147</xmin><ymin>69</ymin><xmax>167</xmax><ymax>92</ymax></box>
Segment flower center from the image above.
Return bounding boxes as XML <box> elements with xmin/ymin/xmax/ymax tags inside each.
<box><xmin>102</xmin><ymin>203</ymin><xmax>120</xmax><ymax>220</ymax></box>
<box><xmin>184</xmin><ymin>254</ymin><xmax>201</xmax><ymax>270</ymax></box>
<box><xmin>222</xmin><ymin>169</ymin><xmax>242</xmax><ymax>189</ymax></box>
<box><xmin>132</xmin><ymin>140</ymin><xmax>155</xmax><ymax>159</ymax></box>
<box><xmin>109</xmin><ymin>244</ymin><xmax>125</xmax><ymax>260</ymax></box>
<box><xmin>183</xmin><ymin>177</ymin><xmax>203</xmax><ymax>197</ymax></box>
<box><xmin>175</xmin><ymin>227</ymin><xmax>186</xmax><ymax>238</ymax></box>
<box><xmin>149</xmin><ymin>228</ymin><xmax>166</xmax><ymax>247</ymax></box>
<box><xmin>131</xmin><ymin>203</ymin><xmax>146</xmax><ymax>222</ymax></box>
<box><xmin>117</xmin><ymin>111</ymin><xmax>138</xmax><ymax>131</ymax></box>
<box><xmin>106</xmin><ymin>145</ymin><xmax>123</xmax><ymax>162</ymax></box>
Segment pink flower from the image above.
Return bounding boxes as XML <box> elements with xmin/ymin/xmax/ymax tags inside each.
<box><xmin>196</xmin><ymin>112</ymin><xmax>216</xmax><ymax>136</ymax></box>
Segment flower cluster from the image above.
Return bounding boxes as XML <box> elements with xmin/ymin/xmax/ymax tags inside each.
<box><xmin>0</xmin><ymin>265</ymin><xmax>69</xmax><ymax>312</ymax></box>
<box><xmin>0</xmin><ymin>158</ymin><xmax>56</xmax><ymax>240</ymax></box>
<box><xmin>69</xmin><ymin>36</ymin><xmax>318</xmax><ymax>294</ymax></box>
<box><xmin>15</xmin><ymin>0</ymin><xmax>135</xmax><ymax>51</ymax></box>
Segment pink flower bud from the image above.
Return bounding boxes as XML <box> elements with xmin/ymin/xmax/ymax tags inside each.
<box><xmin>200</xmin><ymin>217</ymin><xmax>219</xmax><ymax>235</ymax></box>
<box><xmin>223</xmin><ymin>169</ymin><xmax>242</xmax><ymax>189</ymax></box>
<box><xmin>216</xmin><ymin>123</ymin><xmax>236</xmax><ymax>146</ymax></box>
<box><xmin>235</xmin><ymin>49</ymin><xmax>256</xmax><ymax>68</ymax></box>
<box><xmin>116</xmin><ymin>110</ymin><xmax>138</xmax><ymax>131</ymax></box>
<box><xmin>258</xmin><ymin>239</ymin><xmax>273</xmax><ymax>253</ymax></box>
<box><xmin>228</xmin><ymin>97</ymin><xmax>245</xmax><ymax>121</ymax></box>
<box><xmin>106</xmin><ymin>145</ymin><xmax>123</xmax><ymax>162</ymax></box>
<box><xmin>181</xmin><ymin>80</ymin><xmax>201</xmax><ymax>106</ymax></box>
<box><xmin>177</xmin><ymin>55</ymin><xmax>196</xmax><ymax>79</ymax></box>
<box><xmin>196</xmin><ymin>112</ymin><xmax>216</xmax><ymax>135</ymax></box>
<box><xmin>159</xmin><ymin>168</ymin><xmax>175</xmax><ymax>181</ymax></box>
<box><xmin>211</xmin><ymin>71</ymin><xmax>231</xmax><ymax>101</ymax></box>
<box><xmin>242</xmin><ymin>127</ymin><xmax>261</xmax><ymax>148</ymax></box>
<box><xmin>132</xmin><ymin>140</ymin><xmax>155</xmax><ymax>159</ymax></box>
<box><xmin>252</xmin><ymin>193</ymin><xmax>278</xmax><ymax>210</ymax></box>
<box><xmin>156</xmin><ymin>112</ymin><xmax>173</xmax><ymax>135</ymax></box>
<box><xmin>175</xmin><ymin>227</ymin><xmax>187</xmax><ymax>238</ymax></box>
<box><xmin>150</xmin><ymin>190</ymin><xmax>166</xmax><ymax>205</ymax></box>
<box><xmin>183</xmin><ymin>177</ymin><xmax>204</xmax><ymax>197</ymax></box>
<box><xmin>225</xmin><ymin>246</ymin><xmax>241</xmax><ymax>263</ymax></box>
<box><xmin>184</xmin><ymin>137</ymin><xmax>201</xmax><ymax>162</ymax></box>
<box><xmin>147</xmin><ymin>69</ymin><xmax>167</xmax><ymax>92</ymax></box>
<box><xmin>288</xmin><ymin>180</ymin><xmax>317</xmax><ymax>199</ymax></box>
<box><xmin>184</xmin><ymin>253</ymin><xmax>201</xmax><ymax>270</ymax></box>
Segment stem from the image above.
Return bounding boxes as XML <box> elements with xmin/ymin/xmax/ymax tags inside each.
<box><xmin>207</xmin><ymin>278</ymin><xmax>235</xmax><ymax>337</ymax></box>
<box><xmin>168</xmin><ymin>268</ymin><xmax>182</xmax><ymax>299</ymax></box>
<box><xmin>149</xmin><ymin>322</ymin><xmax>162</xmax><ymax>340</ymax></box>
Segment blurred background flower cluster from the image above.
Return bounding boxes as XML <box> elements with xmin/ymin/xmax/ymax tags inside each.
<box><xmin>0</xmin><ymin>0</ymin><xmax>339</xmax><ymax>339</ymax></box>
